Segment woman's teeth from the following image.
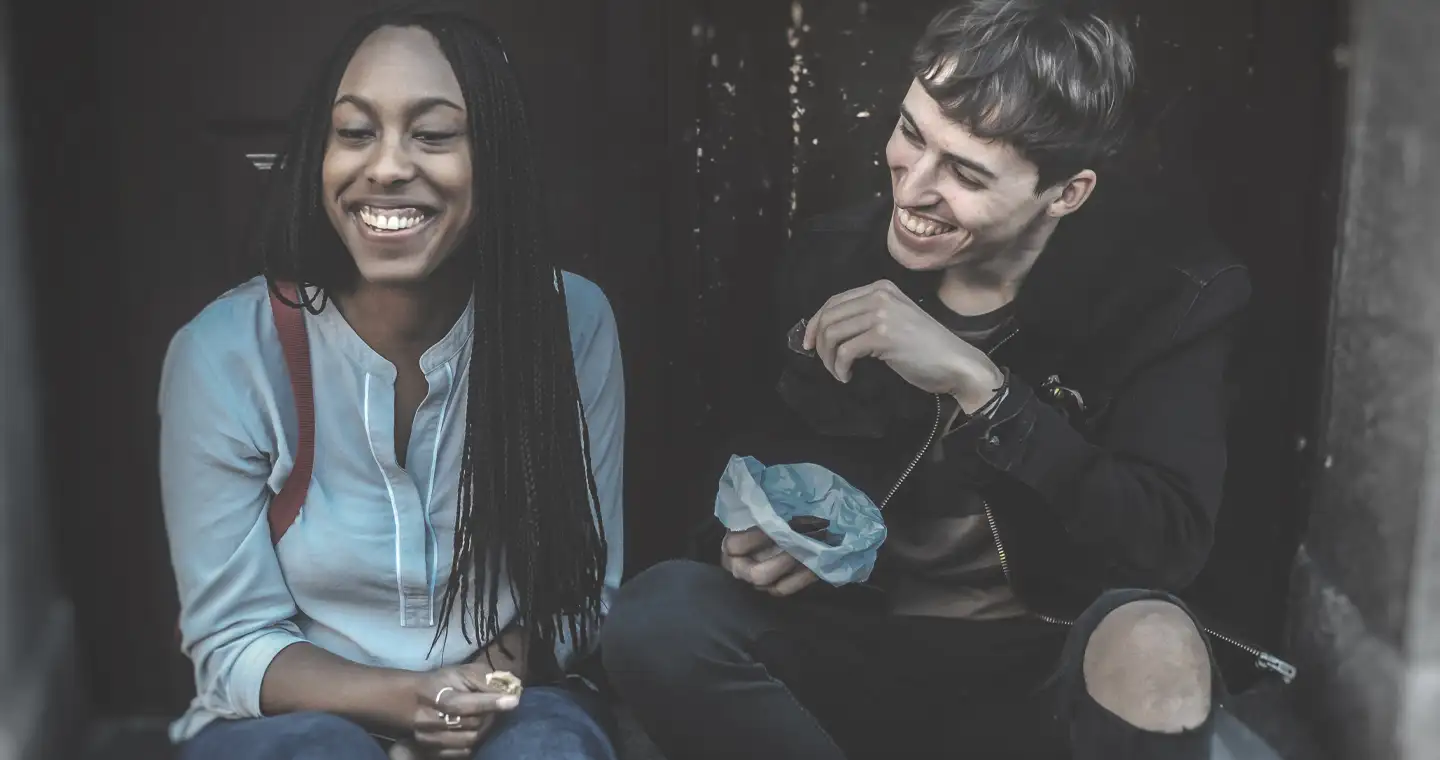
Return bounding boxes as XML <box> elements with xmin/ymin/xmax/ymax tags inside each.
<box><xmin>897</xmin><ymin>206</ymin><xmax>956</xmax><ymax>238</ymax></box>
<box><xmin>358</xmin><ymin>207</ymin><xmax>429</xmax><ymax>232</ymax></box>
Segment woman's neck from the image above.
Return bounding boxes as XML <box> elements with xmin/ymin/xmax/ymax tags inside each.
<box><xmin>332</xmin><ymin>274</ymin><xmax>471</xmax><ymax>362</ymax></box>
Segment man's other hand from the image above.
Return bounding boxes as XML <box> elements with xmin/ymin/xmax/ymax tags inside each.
<box><xmin>720</xmin><ymin>528</ymin><xmax>820</xmax><ymax>597</ymax></box>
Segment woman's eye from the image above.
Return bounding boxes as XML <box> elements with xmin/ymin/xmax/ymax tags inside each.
<box><xmin>335</xmin><ymin>128</ymin><xmax>373</xmax><ymax>140</ymax></box>
<box><xmin>415</xmin><ymin>131</ymin><xmax>460</xmax><ymax>143</ymax></box>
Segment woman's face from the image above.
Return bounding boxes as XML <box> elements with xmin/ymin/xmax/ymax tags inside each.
<box><xmin>322</xmin><ymin>25</ymin><xmax>474</xmax><ymax>285</ymax></box>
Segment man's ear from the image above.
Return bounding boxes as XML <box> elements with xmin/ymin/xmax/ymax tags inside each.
<box><xmin>1046</xmin><ymin>169</ymin><xmax>1097</xmax><ymax>219</ymax></box>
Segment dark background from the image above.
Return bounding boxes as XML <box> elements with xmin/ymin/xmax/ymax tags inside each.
<box><xmin>10</xmin><ymin>0</ymin><xmax>1343</xmax><ymax>719</ymax></box>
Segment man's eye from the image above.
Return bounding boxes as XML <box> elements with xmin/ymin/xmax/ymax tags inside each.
<box><xmin>952</xmin><ymin>167</ymin><xmax>984</xmax><ymax>189</ymax></box>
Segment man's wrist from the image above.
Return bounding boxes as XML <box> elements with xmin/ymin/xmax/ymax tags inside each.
<box><xmin>951</xmin><ymin>361</ymin><xmax>1005</xmax><ymax>415</ymax></box>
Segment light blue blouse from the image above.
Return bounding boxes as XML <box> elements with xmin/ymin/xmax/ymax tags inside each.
<box><xmin>158</xmin><ymin>273</ymin><xmax>625</xmax><ymax>742</ymax></box>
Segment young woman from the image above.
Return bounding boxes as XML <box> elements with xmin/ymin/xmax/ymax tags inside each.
<box><xmin>159</xmin><ymin>6</ymin><xmax>624</xmax><ymax>759</ymax></box>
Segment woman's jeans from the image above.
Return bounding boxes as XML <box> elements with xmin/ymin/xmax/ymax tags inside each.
<box><xmin>178</xmin><ymin>683</ymin><xmax>616</xmax><ymax>760</ymax></box>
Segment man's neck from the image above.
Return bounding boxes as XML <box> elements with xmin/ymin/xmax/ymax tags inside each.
<box><xmin>333</xmin><ymin>273</ymin><xmax>471</xmax><ymax>361</ymax></box>
<box><xmin>937</xmin><ymin>213</ymin><xmax>1058</xmax><ymax>316</ymax></box>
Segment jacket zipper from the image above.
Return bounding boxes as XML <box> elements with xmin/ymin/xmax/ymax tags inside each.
<box><xmin>880</xmin><ymin>395</ymin><xmax>944</xmax><ymax>509</ymax></box>
<box><xmin>981</xmin><ymin>498</ymin><xmax>1297</xmax><ymax>684</ymax></box>
<box><xmin>875</xmin><ymin>323</ymin><xmax>1297</xmax><ymax>684</ymax></box>
<box><xmin>879</xmin><ymin>323</ymin><xmax>1020</xmax><ymax>509</ymax></box>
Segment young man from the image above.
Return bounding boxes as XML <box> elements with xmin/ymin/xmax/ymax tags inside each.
<box><xmin>603</xmin><ymin>2</ymin><xmax>1287</xmax><ymax>758</ymax></box>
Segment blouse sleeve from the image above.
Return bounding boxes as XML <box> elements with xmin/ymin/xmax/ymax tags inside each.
<box><xmin>159</xmin><ymin>323</ymin><xmax>305</xmax><ymax>720</ymax></box>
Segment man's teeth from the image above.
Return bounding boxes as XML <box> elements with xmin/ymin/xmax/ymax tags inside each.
<box><xmin>898</xmin><ymin>207</ymin><xmax>955</xmax><ymax>238</ymax></box>
<box><xmin>358</xmin><ymin>207</ymin><xmax>428</xmax><ymax>231</ymax></box>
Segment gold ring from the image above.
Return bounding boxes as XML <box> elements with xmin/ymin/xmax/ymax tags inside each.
<box><xmin>434</xmin><ymin>686</ymin><xmax>462</xmax><ymax>728</ymax></box>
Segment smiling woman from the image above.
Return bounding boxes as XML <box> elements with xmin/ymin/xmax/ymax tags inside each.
<box><xmin>158</xmin><ymin>5</ymin><xmax>624</xmax><ymax>760</ymax></box>
<box><xmin>321</xmin><ymin>26</ymin><xmax>474</xmax><ymax>285</ymax></box>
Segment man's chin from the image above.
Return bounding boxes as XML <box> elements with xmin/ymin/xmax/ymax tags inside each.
<box><xmin>886</xmin><ymin>226</ymin><xmax>963</xmax><ymax>272</ymax></box>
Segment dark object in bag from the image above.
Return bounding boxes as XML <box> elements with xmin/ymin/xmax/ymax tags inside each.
<box><xmin>788</xmin><ymin>516</ymin><xmax>842</xmax><ymax>546</ymax></box>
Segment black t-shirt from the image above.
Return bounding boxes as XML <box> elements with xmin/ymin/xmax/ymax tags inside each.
<box><xmin>878</xmin><ymin>299</ymin><xmax>1030</xmax><ymax>620</ymax></box>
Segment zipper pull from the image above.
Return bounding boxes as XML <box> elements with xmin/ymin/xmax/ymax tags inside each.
<box><xmin>1256</xmin><ymin>652</ymin><xmax>1297</xmax><ymax>684</ymax></box>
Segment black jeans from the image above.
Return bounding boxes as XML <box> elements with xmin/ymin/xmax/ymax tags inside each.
<box><xmin>602</xmin><ymin>560</ymin><xmax>1265</xmax><ymax>760</ymax></box>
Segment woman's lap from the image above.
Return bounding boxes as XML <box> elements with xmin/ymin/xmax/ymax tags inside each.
<box><xmin>178</xmin><ymin>711</ymin><xmax>388</xmax><ymax>760</ymax></box>
<box><xmin>476</xmin><ymin>683</ymin><xmax>617</xmax><ymax>760</ymax></box>
<box><xmin>178</xmin><ymin>684</ymin><xmax>616</xmax><ymax>760</ymax></box>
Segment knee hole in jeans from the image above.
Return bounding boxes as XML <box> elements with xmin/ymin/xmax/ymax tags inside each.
<box><xmin>1081</xmin><ymin>599</ymin><xmax>1212</xmax><ymax>733</ymax></box>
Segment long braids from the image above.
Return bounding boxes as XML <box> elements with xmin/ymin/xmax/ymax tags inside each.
<box><xmin>258</xmin><ymin>5</ymin><xmax>608</xmax><ymax>656</ymax></box>
<box><xmin>433</xmin><ymin>14</ymin><xmax>607</xmax><ymax>652</ymax></box>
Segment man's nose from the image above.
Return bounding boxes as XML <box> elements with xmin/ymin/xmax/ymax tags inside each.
<box><xmin>892</xmin><ymin>155</ymin><xmax>942</xmax><ymax>209</ymax></box>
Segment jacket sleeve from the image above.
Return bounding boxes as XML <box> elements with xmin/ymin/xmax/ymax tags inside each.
<box><xmin>159</xmin><ymin>324</ymin><xmax>305</xmax><ymax>722</ymax></box>
<box><xmin>951</xmin><ymin>266</ymin><xmax>1251</xmax><ymax>590</ymax></box>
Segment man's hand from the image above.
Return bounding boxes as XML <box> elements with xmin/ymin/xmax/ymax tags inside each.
<box><xmin>721</xmin><ymin>528</ymin><xmax>820</xmax><ymax>597</ymax></box>
<box><xmin>803</xmin><ymin>280</ymin><xmax>1004</xmax><ymax>413</ymax></box>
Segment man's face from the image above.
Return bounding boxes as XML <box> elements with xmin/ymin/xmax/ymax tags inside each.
<box><xmin>884</xmin><ymin>80</ymin><xmax>1061</xmax><ymax>272</ymax></box>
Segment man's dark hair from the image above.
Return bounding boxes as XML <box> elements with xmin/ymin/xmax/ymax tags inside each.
<box><xmin>258</xmin><ymin>3</ymin><xmax>606</xmax><ymax>655</ymax></box>
<box><xmin>910</xmin><ymin>0</ymin><xmax>1136</xmax><ymax>189</ymax></box>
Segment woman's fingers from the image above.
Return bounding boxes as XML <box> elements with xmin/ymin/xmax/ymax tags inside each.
<box><xmin>387</xmin><ymin>739</ymin><xmax>422</xmax><ymax>760</ymax></box>
<box><xmin>413</xmin><ymin>706</ymin><xmax>487</xmax><ymax>733</ymax></box>
<box><xmin>414</xmin><ymin>727</ymin><xmax>483</xmax><ymax>754</ymax></box>
<box><xmin>435</xmin><ymin>689</ymin><xmax>520</xmax><ymax>717</ymax></box>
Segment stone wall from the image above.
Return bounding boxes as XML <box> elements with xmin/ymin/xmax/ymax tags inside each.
<box><xmin>1287</xmin><ymin>0</ymin><xmax>1440</xmax><ymax>758</ymax></box>
<box><xmin>0</xmin><ymin>3</ymin><xmax>80</xmax><ymax>759</ymax></box>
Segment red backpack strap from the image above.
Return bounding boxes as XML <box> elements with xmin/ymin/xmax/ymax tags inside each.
<box><xmin>267</xmin><ymin>281</ymin><xmax>316</xmax><ymax>545</ymax></box>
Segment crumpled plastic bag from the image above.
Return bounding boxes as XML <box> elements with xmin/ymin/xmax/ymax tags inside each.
<box><xmin>714</xmin><ymin>455</ymin><xmax>887</xmax><ymax>585</ymax></box>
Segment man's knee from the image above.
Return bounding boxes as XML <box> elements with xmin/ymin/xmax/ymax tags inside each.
<box><xmin>601</xmin><ymin>560</ymin><xmax>738</xmax><ymax>679</ymax></box>
<box><xmin>1081</xmin><ymin>599</ymin><xmax>1212</xmax><ymax>733</ymax></box>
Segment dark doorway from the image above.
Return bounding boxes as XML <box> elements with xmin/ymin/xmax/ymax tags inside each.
<box><xmin>12</xmin><ymin>0</ymin><xmax>1343</xmax><ymax>724</ymax></box>
<box><xmin>14</xmin><ymin>0</ymin><xmax>685</xmax><ymax>717</ymax></box>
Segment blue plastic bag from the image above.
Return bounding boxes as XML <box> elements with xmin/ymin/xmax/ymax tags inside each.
<box><xmin>713</xmin><ymin>455</ymin><xmax>887</xmax><ymax>585</ymax></box>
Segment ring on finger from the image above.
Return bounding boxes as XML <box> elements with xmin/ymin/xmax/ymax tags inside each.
<box><xmin>434</xmin><ymin>686</ymin><xmax>463</xmax><ymax>729</ymax></box>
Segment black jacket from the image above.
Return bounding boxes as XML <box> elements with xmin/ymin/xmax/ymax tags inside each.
<box><xmin>696</xmin><ymin>184</ymin><xmax>1294</xmax><ymax>682</ymax></box>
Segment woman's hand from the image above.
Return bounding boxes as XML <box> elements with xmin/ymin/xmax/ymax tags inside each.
<box><xmin>387</xmin><ymin>738</ymin><xmax>422</xmax><ymax>760</ymax></box>
<box><xmin>408</xmin><ymin>627</ymin><xmax>531</xmax><ymax>758</ymax></box>
<box><xmin>411</xmin><ymin>665</ymin><xmax>520</xmax><ymax>759</ymax></box>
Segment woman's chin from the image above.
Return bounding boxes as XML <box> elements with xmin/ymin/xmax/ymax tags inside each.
<box><xmin>350</xmin><ymin>256</ymin><xmax>444</xmax><ymax>286</ymax></box>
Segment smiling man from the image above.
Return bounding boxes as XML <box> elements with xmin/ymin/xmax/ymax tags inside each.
<box><xmin>602</xmin><ymin>2</ymin><xmax>1285</xmax><ymax>759</ymax></box>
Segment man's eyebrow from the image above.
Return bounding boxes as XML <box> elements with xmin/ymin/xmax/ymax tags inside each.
<box><xmin>899</xmin><ymin>105</ymin><xmax>998</xmax><ymax>181</ymax></box>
